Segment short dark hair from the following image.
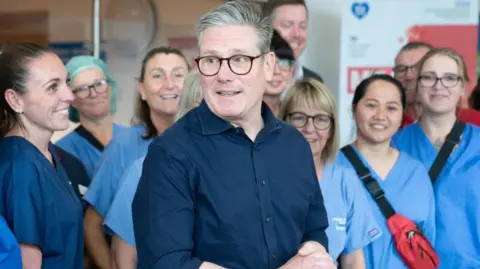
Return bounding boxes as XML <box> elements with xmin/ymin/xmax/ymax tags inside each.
<box><xmin>262</xmin><ymin>0</ymin><xmax>307</xmax><ymax>18</ymax></box>
<box><xmin>0</xmin><ymin>43</ymin><xmax>51</xmax><ymax>137</ymax></box>
<box><xmin>398</xmin><ymin>41</ymin><xmax>433</xmax><ymax>54</ymax></box>
<box><xmin>469</xmin><ymin>78</ymin><xmax>480</xmax><ymax>110</ymax></box>
<box><xmin>132</xmin><ymin>47</ymin><xmax>190</xmax><ymax>140</ymax></box>
<box><xmin>352</xmin><ymin>74</ymin><xmax>407</xmax><ymax>111</ymax></box>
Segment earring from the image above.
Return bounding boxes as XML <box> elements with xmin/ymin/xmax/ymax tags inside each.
<box><xmin>15</xmin><ymin>108</ymin><xmax>23</xmax><ymax>114</ymax></box>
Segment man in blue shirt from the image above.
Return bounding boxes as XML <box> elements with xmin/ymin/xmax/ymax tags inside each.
<box><xmin>132</xmin><ymin>2</ymin><xmax>333</xmax><ymax>269</ymax></box>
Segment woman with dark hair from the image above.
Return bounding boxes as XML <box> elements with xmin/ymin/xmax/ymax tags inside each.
<box><xmin>82</xmin><ymin>47</ymin><xmax>189</xmax><ymax>269</ymax></box>
<box><xmin>0</xmin><ymin>43</ymin><xmax>83</xmax><ymax>268</ymax></box>
<box><xmin>335</xmin><ymin>74</ymin><xmax>436</xmax><ymax>269</ymax></box>
<box><xmin>392</xmin><ymin>48</ymin><xmax>480</xmax><ymax>268</ymax></box>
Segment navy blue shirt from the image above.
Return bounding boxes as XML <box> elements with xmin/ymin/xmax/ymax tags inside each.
<box><xmin>53</xmin><ymin>145</ymin><xmax>91</xmax><ymax>207</ymax></box>
<box><xmin>132</xmin><ymin>101</ymin><xmax>329</xmax><ymax>269</ymax></box>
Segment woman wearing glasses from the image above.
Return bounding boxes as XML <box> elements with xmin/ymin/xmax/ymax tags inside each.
<box><xmin>279</xmin><ymin>79</ymin><xmax>381</xmax><ymax>269</ymax></box>
<box><xmin>263</xmin><ymin>30</ymin><xmax>294</xmax><ymax>116</ymax></box>
<box><xmin>392</xmin><ymin>48</ymin><xmax>480</xmax><ymax>268</ymax></box>
<box><xmin>55</xmin><ymin>55</ymin><xmax>127</xmax><ymax>179</ymax></box>
<box><xmin>336</xmin><ymin>74</ymin><xmax>436</xmax><ymax>269</ymax></box>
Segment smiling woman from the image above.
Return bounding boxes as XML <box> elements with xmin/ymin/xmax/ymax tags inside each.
<box><xmin>0</xmin><ymin>43</ymin><xmax>84</xmax><ymax>269</ymax></box>
<box><xmin>392</xmin><ymin>48</ymin><xmax>480</xmax><ymax>268</ymax></box>
<box><xmin>336</xmin><ymin>74</ymin><xmax>436</xmax><ymax>269</ymax></box>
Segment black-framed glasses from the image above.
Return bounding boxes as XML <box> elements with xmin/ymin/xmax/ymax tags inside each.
<box><xmin>418</xmin><ymin>73</ymin><xmax>462</xmax><ymax>88</ymax></box>
<box><xmin>288</xmin><ymin>112</ymin><xmax>333</xmax><ymax>130</ymax></box>
<box><xmin>71</xmin><ymin>79</ymin><xmax>109</xmax><ymax>99</ymax></box>
<box><xmin>194</xmin><ymin>54</ymin><xmax>263</xmax><ymax>76</ymax></box>
<box><xmin>393</xmin><ymin>64</ymin><xmax>418</xmax><ymax>77</ymax></box>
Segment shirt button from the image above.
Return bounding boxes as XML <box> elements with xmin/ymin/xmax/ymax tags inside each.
<box><xmin>262</xmin><ymin>179</ymin><xmax>266</xmax><ymax>185</ymax></box>
<box><xmin>266</xmin><ymin>216</ymin><xmax>271</xmax><ymax>223</ymax></box>
<box><xmin>273</xmin><ymin>253</ymin><xmax>276</xmax><ymax>260</ymax></box>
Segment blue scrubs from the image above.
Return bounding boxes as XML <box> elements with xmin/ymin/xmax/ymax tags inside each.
<box><xmin>392</xmin><ymin>123</ymin><xmax>480</xmax><ymax>268</ymax></box>
<box><xmin>320</xmin><ymin>162</ymin><xmax>382</xmax><ymax>261</ymax></box>
<box><xmin>84</xmin><ymin>124</ymin><xmax>152</xmax><ymax>217</ymax></box>
<box><xmin>56</xmin><ymin>123</ymin><xmax>127</xmax><ymax>178</ymax></box>
<box><xmin>104</xmin><ymin>157</ymin><xmax>145</xmax><ymax>247</ymax></box>
<box><xmin>335</xmin><ymin>147</ymin><xmax>436</xmax><ymax>269</ymax></box>
<box><xmin>0</xmin><ymin>215</ymin><xmax>22</xmax><ymax>269</ymax></box>
<box><xmin>0</xmin><ymin>136</ymin><xmax>84</xmax><ymax>269</ymax></box>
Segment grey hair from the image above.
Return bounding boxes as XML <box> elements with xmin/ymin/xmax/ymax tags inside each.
<box><xmin>175</xmin><ymin>70</ymin><xmax>203</xmax><ymax>121</ymax></box>
<box><xmin>195</xmin><ymin>1</ymin><xmax>273</xmax><ymax>54</ymax></box>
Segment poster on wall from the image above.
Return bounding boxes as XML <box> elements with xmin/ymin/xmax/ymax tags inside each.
<box><xmin>337</xmin><ymin>0</ymin><xmax>478</xmax><ymax>145</ymax></box>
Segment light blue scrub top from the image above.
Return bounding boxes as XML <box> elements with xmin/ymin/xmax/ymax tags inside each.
<box><xmin>83</xmin><ymin>124</ymin><xmax>152</xmax><ymax>217</ymax></box>
<box><xmin>56</xmin><ymin>123</ymin><xmax>127</xmax><ymax>178</ymax></box>
<box><xmin>0</xmin><ymin>215</ymin><xmax>22</xmax><ymax>269</ymax></box>
<box><xmin>335</xmin><ymin>147</ymin><xmax>436</xmax><ymax>269</ymax></box>
<box><xmin>104</xmin><ymin>156</ymin><xmax>145</xmax><ymax>247</ymax></box>
<box><xmin>320</xmin><ymin>162</ymin><xmax>382</xmax><ymax>261</ymax></box>
<box><xmin>392</xmin><ymin>123</ymin><xmax>480</xmax><ymax>268</ymax></box>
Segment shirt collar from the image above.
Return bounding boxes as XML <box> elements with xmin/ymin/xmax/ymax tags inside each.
<box><xmin>196</xmin><ymin>100</ymin><xmax>281</xmax><ymax>136</ymax></box>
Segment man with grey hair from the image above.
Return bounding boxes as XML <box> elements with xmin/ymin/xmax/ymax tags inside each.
<box><xmin>132</xmin><ymin>1</ymin><xmax>334</xmax><ymax>269</ymax></box>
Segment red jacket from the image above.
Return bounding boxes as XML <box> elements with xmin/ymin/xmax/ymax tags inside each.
<box><xmin>403</xmin><ymin>108</ymin><xmax>480</xmax><ymax>127</ymax></box>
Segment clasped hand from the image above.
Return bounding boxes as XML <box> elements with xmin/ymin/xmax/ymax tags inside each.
<box><xmin>280</xmin><ymin>241</ymin><xmax>336</xmax><ymax>269</ymax></box>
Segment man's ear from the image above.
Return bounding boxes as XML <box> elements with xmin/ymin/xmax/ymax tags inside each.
<box><xmin>4</xmin><ymin>89</ymin><xmax>24</xmax><ymax>113</ymax></box>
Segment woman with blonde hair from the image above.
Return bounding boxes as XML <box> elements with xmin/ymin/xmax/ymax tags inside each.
<box><xmin>175</xmin><ymin>69</ymin><xmax>203</xmax><ymax>121</ymax></box>
<box><xmin>392</xmin><ymin>48</ymin><xmax>480</xmax><ymax>268</ymax></box>
<box><xmin>279</xmin><ymin>78</ymin><xmax>381</xmax><ymax>269</ymax></box>
<box><xmin>104</xmin><ymin>70</ymin><xmax>202</xmax><ymax>269</ymax></box>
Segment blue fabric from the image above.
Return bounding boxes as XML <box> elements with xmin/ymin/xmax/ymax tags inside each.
<box><xmin>132</xmin><ymin>100</ymin><xmax>329</xmax><ymax>269</ymax></box>
<box><xmin>53</xmin><ymin>145</ymin><xmax>90</xmax><ymax>209</ymax></box>
<box><xmin>335</xmin><ymin>146</ymin><xmax>436</xmax><ymax>269</ymax></box>
<box><xmin>320</xmin><ymin>162</ymin><xmax>382</xmax><ymax>261</ymax></box>
<box><xmin>0</xmin><ymin>137</ymin><xmax>84</xmax><ymax>269</ymax></box>
<box><xmin>0</xmin><ymin>216</ymin><xmax>22</xmax><ymax>269</ymax></box>
<box><xmin>104</xmin><ymin>156</ymin><xmax>145</xmax><ymax>247</ymax></box>
<box><xmin>392</xmin><ymin>123</ymin><xmax>480</xmax><ymax>268</ymax></box>
<box><xmin>56</xmin><ymin>123</ymin><xmax>127</xmax><ymax>178</ymax></box>
<box><xmin>83</xmin><ymin>124</ymin><xmax>152</xmax><ymax>217</ymax></box>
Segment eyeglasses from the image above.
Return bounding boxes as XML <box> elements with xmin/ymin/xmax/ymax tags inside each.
<box><xmin>71</xmin><ymin>79</ymin><xmax>109</xmax><ymax>99</ymax></box>
<box><xmin>194</xmin><ymin>54</ymin><xmax>263</xmax><ymax>76</ymax></box>
<box><xmin>276</xmin><ymin>57</ymin><xmax>295</xmax><ymax>70</ymax></box>
<box><xmin>418</xmin><ymin>73</ymin><xmax>462</xmax><ymax>88</ymax></box>
<box><xmin>288</xmin><ymin>112</ymin><xmax>333</xmax><ymax>130</ymax></box>
<box><xmin>393</xmin><ymin>64</ymin><xmax>417</xmax><ymax>77</ymax></box>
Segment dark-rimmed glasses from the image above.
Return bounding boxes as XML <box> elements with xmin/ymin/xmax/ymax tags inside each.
<box><xmin>194</xmin><ymin>54</ymin><xmax>263</xmax><ymax>76</ymax></box>
<box><xmin>393</xmin><ymin>64</ymin><xmax>418</xmax><ymax>78</ymax></box>
<box><xmin>71</xmin><ymin>79</ymin><xmax>109</xmax><ymax>99</ymax></box>
<box><xmin>288</xmin><ymin>112</ymin><xmax>333</xmax><ymax>130</ymax></box>
<box><xmin>418</xmin><ymin>73</ymin><xmax>462</xmax><ymax>88</ymax></box>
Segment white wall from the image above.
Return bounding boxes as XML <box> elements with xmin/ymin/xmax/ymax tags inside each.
<box><xmin>303</xmin><ymin>0</ymin><xmax>352</xmax><ymax>145</ymax></box>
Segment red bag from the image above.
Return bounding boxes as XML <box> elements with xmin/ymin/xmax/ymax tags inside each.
<box><xmin>341</xmin><ymin>146</ymin><xmax>440</xmax><ymax>269</ymax></box>
<box><xmin>387</xmin><ymin>214</ymin><xmax>439</xmax><ymax>269</ymax></box>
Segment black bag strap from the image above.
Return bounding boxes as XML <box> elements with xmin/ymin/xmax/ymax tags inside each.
<box><xmin>341</xmin><ymin>145</ymin><xmax>396</xmax><ymax>219</ymax></box>
<box><xmin>428</xmin><ymin>120</ymin><xmax>466</xmax><ymax>184</ymax></box>
<box><xmin>74</xmin><ymin>125</ymin><xmax>105</xmax><ymax>151</ymax></box>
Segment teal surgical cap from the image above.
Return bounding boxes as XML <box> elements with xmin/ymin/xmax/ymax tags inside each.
<box><xmin>65</xmin><ymin>55</ymin><xmax>117</xmax><ymax>123</ymax></box>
